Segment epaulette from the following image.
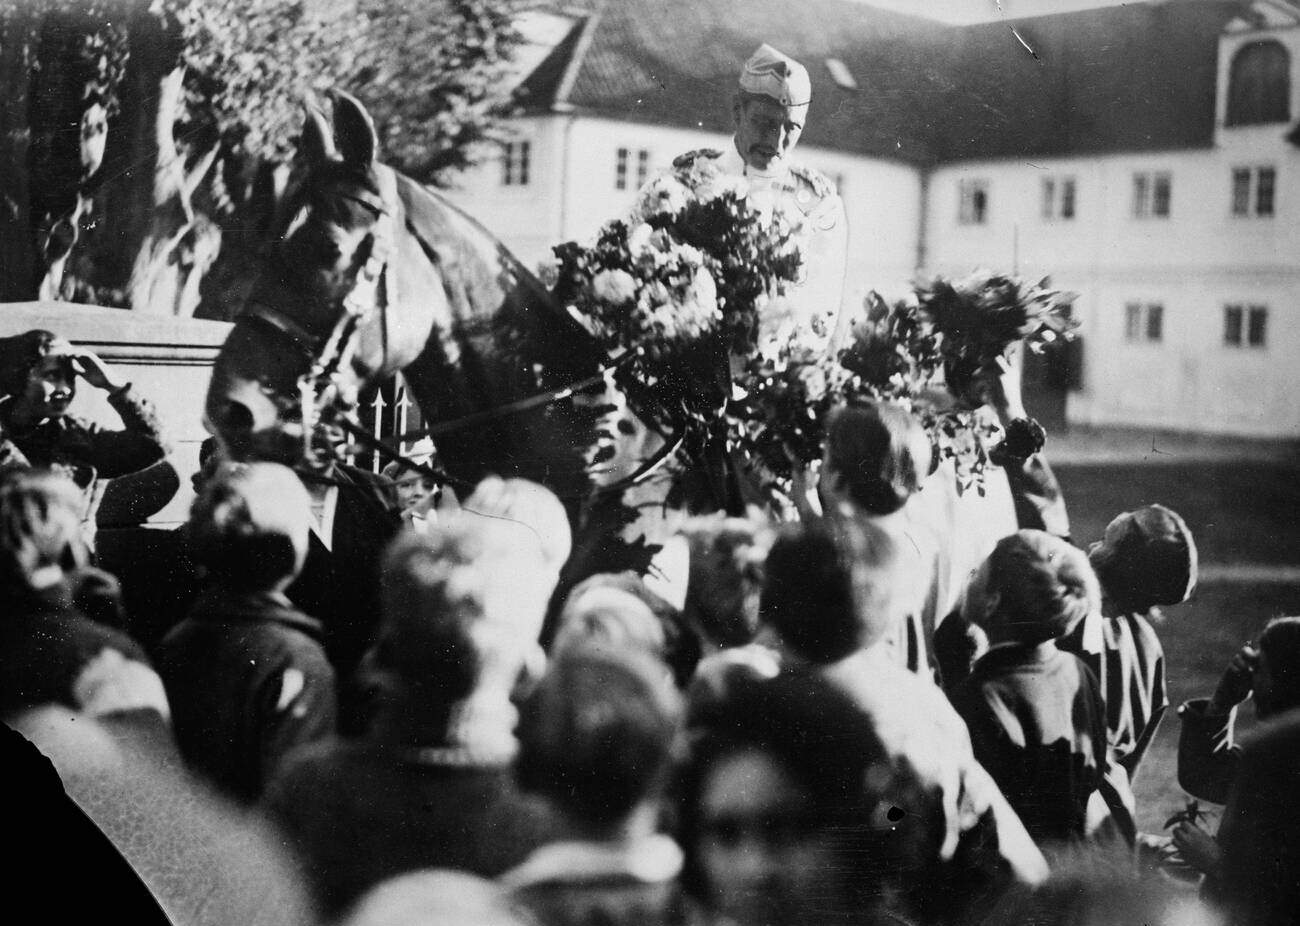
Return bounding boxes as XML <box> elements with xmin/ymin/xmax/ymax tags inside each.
<box><xmin>672</xmin><ymin>148</ymin><xmax>724</xmax><ymax>169</ymax></box>
<box><xmin>789</xmin><ymin>162</ymin><xmax>836</xmax><ymax>199</ymax></box>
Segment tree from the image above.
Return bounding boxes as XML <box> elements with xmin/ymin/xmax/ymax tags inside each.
<box><xmin>346</xmin><ymin>0</ymin><xmax>522</xmax><ymax>186</ymax></box>
<box><xmin>0</xmin><ymin>0</ymin><xmax>524</xmax><ymax>313</ymax></box>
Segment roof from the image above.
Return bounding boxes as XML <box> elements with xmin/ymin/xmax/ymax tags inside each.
<box><xmin>931</xmin><ymin>0</ymin><xmax>1251</xmax><ymax>163</ymax></box>
<box><xmin>518</xmin><ymin>0</ymin><xmax>1257</xmax><ymax>166</ymax></box>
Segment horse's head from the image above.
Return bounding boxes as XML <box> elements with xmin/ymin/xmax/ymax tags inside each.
<box><xmin>206</xmin><ymin>92</ymin><xmax>407</xmax><ymax>466</ymax></box>
<box><xmin>206</xmin><ymin>90</ymin><xmax>675</xmax><ymax>519</ymax></box>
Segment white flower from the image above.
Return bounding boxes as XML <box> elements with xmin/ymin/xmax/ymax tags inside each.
<box><xmin>536</xmin><ymin>255</ymin><xmax>560</xmax><ymax>289</ymax></box>
<box><xmin>687</xmin><ymin>267</ymin><xmax>718</xmax><ymax>314</ymax></box>
<box><xmin>632</xmin><ymin>176</ymin><xmax>689</xmax><ymax>221</ymax></box>
<box><xmin>591</xmin><ymin>269</ymin><xmax>637</xmax><ymax>305</ymax></box>
<box><xmin>693</xmin><ymin>169</ymin><xmax>748</xmax><ymax>203</ymax></box>
<box><xmin>796</xmin><ymin>364</ymin><xmax>828</xmax><ymax>399</ymax></box>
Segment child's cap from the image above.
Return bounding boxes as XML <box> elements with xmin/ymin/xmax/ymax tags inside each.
<box><xmin>1111</xmin><ymin>505</ymin><xmax>1198</xmax><ymax>608</ymax></box>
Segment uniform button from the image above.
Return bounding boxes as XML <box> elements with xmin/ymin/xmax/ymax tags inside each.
<box><xmin>797</xmin><ymin>189</ymin><xmax>810</xmax><ymax>203</ymax></box>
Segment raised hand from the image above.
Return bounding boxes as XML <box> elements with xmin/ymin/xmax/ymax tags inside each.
<box><xmin>1171</xmin><ymin>822</ymin><xmax>1224</xmax><ymax>877</ymax></box>
<box><xmin>980</xmin><ymin>341</ymin><xmax>1027</xmax><ymax>425</ymax></box>
<box><xmin>70</xmin><ymin>349</ymin><xmax>123</xmax><ymax>393</ymax></box>
<box><xmin>1209</xmin><ymin>643</ymin><xmax>1260</xmax><ymax>713</ymax></box>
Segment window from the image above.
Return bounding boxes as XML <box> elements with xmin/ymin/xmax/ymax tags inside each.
<box><xmin>1041</xmin><ymin>176</ymin><xmax>1076</xmax><ymax>220</ymax></box>
<box><xmin>1227</xmin><ymin>41</ymin><xmax>1291</xmax><ymax>126</ymax></box>
<box><xmin>1224</xmin><ymin>304</ymin><xmax>1268</xmax><ymax>348</ymax></box>
<box><xmin>502</xmin><ymin>140</ymin><xmax>530</xmax><ymax>186</ymax></box>
<box><xmin>1232</xmin><ymin>166</ymin><xmax>1277</xmax><ymax>217</ymax></box>
<box><xmin>1133</xmin><ymin>171</ymin><xmax>1172</xmax><ymax>218</ymax></box>
<box><xmin>958</xmin><ymin>179</ymin><xmax>988</xmax><ymax>224</ymax></box>
<box><xmin>1124</xmin><ymin>302</ymin><xmax>1164</xmax><ymax>343</ymax></box>
<box><xmin>615</xmin><ymin>147</ymin><xmax>651</xmax><ymax>190</ymax></box>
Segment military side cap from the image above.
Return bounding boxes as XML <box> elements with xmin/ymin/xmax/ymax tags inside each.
<box><xmin>739</xmin><ymin>43</ymin><xmax>811</xmax><ymax>107</ymax></box>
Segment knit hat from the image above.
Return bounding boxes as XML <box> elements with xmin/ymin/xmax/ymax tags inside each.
<box><xmin>1090</xmin><ymin>504</ymin><xmax>1198</xmax><ymax>611</ymax></box>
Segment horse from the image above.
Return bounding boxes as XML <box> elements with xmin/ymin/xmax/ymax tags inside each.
<box><xmin>203</xmin><ymin>92</ymin><xmax>704</xmax><ymax>604</ymax></box>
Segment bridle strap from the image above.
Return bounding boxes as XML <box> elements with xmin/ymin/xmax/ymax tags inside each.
<box><xmin>382</xmin><ymin>350</ymin><xmax>635</xmax><ymax>445</ymax></box>
<box><xmin>339</xmin><ymin>407</ymin><xmax>684</xmax><ymax>499</ymax></box>
<box><xmin>238</xmin><ymin>301</ymin><xmax>322</xmax><ymax>360</ymax></box>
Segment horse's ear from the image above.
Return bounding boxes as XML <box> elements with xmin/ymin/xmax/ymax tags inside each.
<box><xmin>329</xmin><ymin>90</ymin><xmax>378</xmax><ymax>171</ymax></box>
<box><xmin>300</xmin><ymin>104</ymin><xmax>337</xmax><ymax>167</ymax></box>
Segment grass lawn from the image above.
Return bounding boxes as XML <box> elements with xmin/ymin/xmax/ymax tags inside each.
<box><xmin>1055</xmin><ymin>462</ymin><xmax>1300</xmax><ymax>834</ymax></box>
<box><xmin>1057</xmin><ymin>461</ymin><xmax>1300</xmax><ymax>566</ymax></box>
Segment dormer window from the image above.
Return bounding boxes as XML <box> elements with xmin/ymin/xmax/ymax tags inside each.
<box><xmin>1227</xmin><ymin>40</ymin><xmax>1291</xmax><ymax>126</ymax></box>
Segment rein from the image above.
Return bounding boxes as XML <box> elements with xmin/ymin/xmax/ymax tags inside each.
<box><xmin>356</xmin><ymin>347</ymin><xmax>685</xmax><ymax>499</ymax></box>
<box><xmin>239</xmin><ymin>163</ymin><xmax>681</xmax><ymax>499</ymax></box>
<box><xmin>335</xmin><ymin>406</ymin><xmax>683</xmax><ymax>500</ymax></box>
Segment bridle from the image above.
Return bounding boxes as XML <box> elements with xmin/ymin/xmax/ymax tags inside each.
<box><xmin>236</xmin><ymin>164</ymin><xmax>683</xmax><ymax>497</ymax></box>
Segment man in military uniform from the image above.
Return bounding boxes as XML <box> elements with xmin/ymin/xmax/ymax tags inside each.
<box><xmin>652</xmin><ymin>43</ymin><xmax>850</xmax><ymax>351</ymax></box>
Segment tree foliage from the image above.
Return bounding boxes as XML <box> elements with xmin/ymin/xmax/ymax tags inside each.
<box><xmin>1</xmin><ymin>0</ymin><xmax>526</xmax><ymax>309</ymax></box>
<box><xmin>347</xmin><ymin>0</ymin><xmax>523</xmax><ymax>186</ymax></box>
<box><xmin>156</xmin><ymin>0</ymin><xmax>524</xmax><ymax>185</ymax></box>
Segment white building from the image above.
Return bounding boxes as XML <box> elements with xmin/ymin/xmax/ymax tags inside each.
<box><xmin>446</xmin><ymin>0</ymin><xmax>1300</xmax><ymax>438</ymax></box>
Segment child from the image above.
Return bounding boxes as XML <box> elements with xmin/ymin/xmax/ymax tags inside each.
<box><xmin>505</xmin><ymin>646</ymin><xmax>687</xmax><ymax>926</ymax></box>
<box><xmin>1059</xmin><ymin>504</ymin><xmax>1198</xmax><ymax>782</ymax></box>
<box><xmin>752</xmin><ymin>517</ymin><xmax>1048</xmax><ymax>922</ymax></box>
<box><xmin>953</xmin><ymin>529</ymin><xmax>1109</xmax><ymax>846</ymax></box>
<box><xmin>0</xmin><ymin>329</ymin><xmax>166</xmax><ymax>512</ymax></box>
<box><xmin>155</xmin><ymin>462</ymin><xmax>335</xmax><ymax>803</ymax></box>
<box><xmin>1168</xmin><ymin>616</ymin><xmax>1300</xmax><ymax>900</ymax></box>
<box><xmin>264</xmin><ymin>524</ymin><xmax>557</xmax><ymax>918</ymax></box>
<box><xmin>0</xmin><ymin>470</ymin><xmax>169</xmax><ymax>727</ymax></box>
<box><xmin>380</xmin><ymin>439</ymin><xmax>455</xmax><ymax>534</ymax></box>
<box><xmin>816</xmin><ymin>402</ymin><xmax>943</xmax><ymax>676</ymax></box>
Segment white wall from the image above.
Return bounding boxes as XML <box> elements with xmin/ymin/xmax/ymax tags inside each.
<box><xmin>926</xmin><ymin>147</ymin><xmax>1300</xmax><ymax>436</ymax></box>
<box><xmin>442</xmin><ymin>50</ymin><xmax>1300</xmax><ymax>439</ymax></box>
<box><xmin>441</xmin><ymin>115</ymin><xmax>567</xmax><ymax>273</ymax></box>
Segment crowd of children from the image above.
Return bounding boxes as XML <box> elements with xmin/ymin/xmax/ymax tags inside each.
<box><xmin>2</xmin><ymin>328</ymin><xmax>1297</xmax><ymax>926</ymax></box>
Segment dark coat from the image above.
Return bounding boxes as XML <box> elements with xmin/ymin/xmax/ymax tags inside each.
<box><xmin>0</xmin><ymin>385</ymin><xmax>167</xmax><ymax>485</ymax></box>
<box><xmin>155</xmin><ymin>587</ymin><xmax>336</xmax><ymax>802</ymax></box>
<box><xmin>1176</xmin><ymin>697</ymin><xmax>1242</xmax><ymax>806</ymax></box>
<box><xmin>0</xmin><ymin>582</ymin><xmax>169</xmax><ymax>724</ymax></box>
<box><xmin>953</xmin><ymin>642</ymin><xmax>1109</xmax><ymax>845</ymax></box>
<box><xmin>288</xmin><ymin>465</ymin><xmax>401</xmax><ymax>691</ymax></box>
<box><xmin>1214</xmin><ymin>707</ymin><xmax>1300</xmax><ymax>926</ymax></box>
<box><xmin>264</xmin><ymin>740</ymin><xmax>555</xmax><ymax>918</ymax></box>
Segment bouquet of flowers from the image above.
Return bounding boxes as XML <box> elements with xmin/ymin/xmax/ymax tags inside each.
<box><xmin>728</xmin><ymin>338</ymin><xmax>853</xmax><ymax>497</ymax></box>
<box><xmin>729</xmin><ymin>272</ymin><xmax>1078</xmax><ymax>500</ymax></box>
<box><xmin>918</xmin><ymin>270</ymin><xmax>1078</xmax><ymax>402</ymax></box>
<box><xmin>547</xmin><ymin>157</ymin><xmax>803</xmax><ymax>435</ymax></box>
